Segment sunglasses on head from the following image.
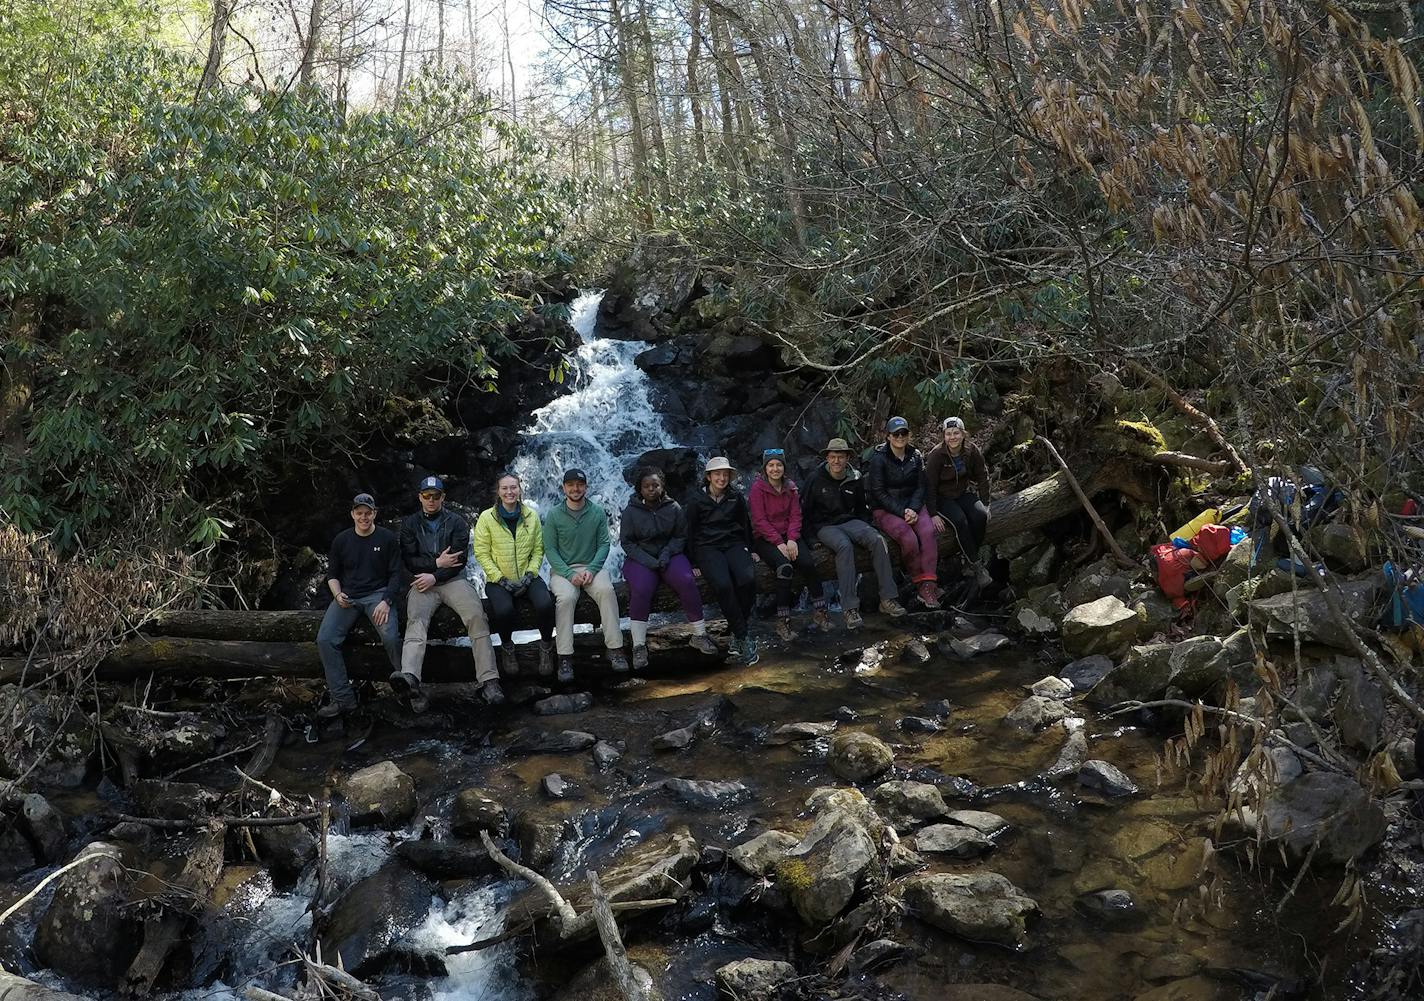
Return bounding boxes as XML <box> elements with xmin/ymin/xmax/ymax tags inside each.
<box><xmin>764</xmin><ymin>449</ymin><xmax>785</xmax><ymax>458</ymax></box>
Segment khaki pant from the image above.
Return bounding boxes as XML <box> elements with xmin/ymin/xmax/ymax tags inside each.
<box><xmin>549</xmin><ymin>568</ymin><xmax>624</xmax><ymax>656</ymax></box>
<box><xmin>402</xmin><ymin>578</ymin><xmax>496</xmax><ymax>683</ymax></box>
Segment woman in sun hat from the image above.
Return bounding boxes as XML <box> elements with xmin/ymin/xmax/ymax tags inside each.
<box><xmin>686</xmin><ymin>456</ymin><xmax>760</xmax><ymax>666</ymax></box>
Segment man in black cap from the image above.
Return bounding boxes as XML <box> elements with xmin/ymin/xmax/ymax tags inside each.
<box><xmin>316</xmin><ymin>493</ymin><xmax>403</xmax><ymax>718</ymax></box>
<box><xmin>543</xmin><ymin>468</ymin><xmax>628</xmax><ymax>681</ymax></box>
<box><xmin>396</xmin><ymin>475</ymin><xmax>503</xmax><ymax>706</ymax></box>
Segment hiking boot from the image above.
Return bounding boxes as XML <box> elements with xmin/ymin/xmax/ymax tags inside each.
<box><xmin>689</xmin><ymin>634</ymin><xmax>718</xmax><ymax>657</ymax></box>
<box><xmin>631</xmin><ymin>645</ymin><xmax>650</xmax><ymax>670</ymax></box>
<box><xmin>499</xmin><ymin>644</ymin><xmax>520</xmax><ymax>677</ymax></box>
<box><xmin>608</xmin><ymin>649</ymin><xmax>631</xmax><ymax>673</ymax></box>
<box><xmin>844</xmin><ymin>608</ymin><xmax>863</xmax><ymax>631</ymax></box>
<box><xmin>724</xmin><ymin>639</ymin><xmax>748</xmax><ymax>666</ymax></box>
<box><xmin>407</xmin><ymin>686</ymin><xmax>429</xmax><ymax>714</ymax></box>
<box><xmin>774</xmin><ymin>617</ymin><xmax>794</xmax><ymax>642</ymax></box>
<box><xmin>480</xmin><ymin>679</ymin><xmax>506</xmax><ymax>705</ymax></box>
<box><xmin>917</xmin><ymin>581</ymin><xmax>942</xmax><ymax>609</ymax></box>
<box><xmin>811</xmin><ymin>607</ymin><xmax>832</xmax><ymax>632</ymax></box>
<box><xmin>556</xmin><ymin>655</ymin><xmax>575</xmax><ymax>684</ymax></box>
<box><xmin>388</xmin><ymin>670</ymin><xmax>418</xmax><ymax>696</ymax></box>
<box><xmin>316</xmin><ymin>695</ymin><xmax>355</xmax><ymax>719</ymax></box>
<box><xmin>880</xmin><ymin>597</ymin><xmax>908</xmax><ymax>618</ymax></box>
<box><xmin>742</xmin><ymin>637</ymin><xmax>760</xmax><ymax>667</ymax></box>
<box><xmin>537</xmin><ymin>640</ymin><xmax>555</xmax><ymax>677</ymax></box>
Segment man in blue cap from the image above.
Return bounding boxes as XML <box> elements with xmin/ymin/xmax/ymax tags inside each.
<box><xmin>396</xmin><ymin>475</ymin><xmax>503</xmax><ymax>706</ymax></box>
<box><xmin>315</xmin><ymin>493</ymin><xmax>403</xmax><ymax>718</ymax></box>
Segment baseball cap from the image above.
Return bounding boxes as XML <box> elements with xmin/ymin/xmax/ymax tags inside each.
<box><xmin>941</xmin><ymin>417</ymin><xmax>966</xmax><ymax>431</ymax></box>
<box><xmin>351</xmin><ymin>493</ymin><xmax>377</xmax><ymax>510</ymax></box>
<box><xmin>885</xmin><ymin>416</ymin><xmax>910</xmax><ymax>433</ymax></box>
<box><xmin>418</xmin><ymin>475</ymin><xmax>445</xmax><ymax>493</ymax></box>
<box><xmin>562</xmin><ymin>468</ymin><xmax>588</xmax><ymax>483</ymax></box>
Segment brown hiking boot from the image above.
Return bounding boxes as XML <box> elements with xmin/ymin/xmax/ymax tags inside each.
<box><xmin>811</xmin><ymin>607</ymin><xmax>832</xmax><ymax>631</ymax></box>
<box><xmin>844</xmin><ymin>609</ymin><xmax>864</xmax><ymax>631</ymax></box>
<box><xmin>880</xmin><ymin>597</ymin><xmax>908</xmax><ymax>618</ymax></box>
<box><xmin>775</xmin><ymin>617</ymin><xmax>794</xmax><ymax>642</ymax></box>
<box><xmin>917</xmin><ymin>581</ymin><xmax>942</xmax><ymax>609</ymax></box>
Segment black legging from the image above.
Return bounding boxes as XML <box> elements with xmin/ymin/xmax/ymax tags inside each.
<box><xmin>752</xmin><ymin>539</ymin><xmax>827</xmax><ymax>612</ymax></box>
<box><xmin>484</xmin><ymin>577</ymin><xmax>555</xmax><ymax>645</ymax></box>
<box><xmin>694</xmin><ymin>545</ymin><xmax>756</xmax><ymax>640</ymax></box>
<box><xmin>939</xmin><ymin>492</ymin><xmax>989</xmax><ymax>560</ymax></box>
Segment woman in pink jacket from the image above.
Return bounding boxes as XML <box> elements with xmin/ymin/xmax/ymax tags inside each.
<box><xmin>749</xmin><ymin>448</ymin><xmax>831</xmax><ymax>639</ymax></box>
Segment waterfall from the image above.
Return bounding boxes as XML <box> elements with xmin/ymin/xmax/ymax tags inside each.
<box><xmin>508</xmin><ymin>290</ymin><xmax>679</xmax><ymax>580</ymax></box>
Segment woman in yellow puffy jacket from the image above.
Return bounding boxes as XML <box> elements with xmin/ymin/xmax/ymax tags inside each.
<box><xmin>473</xmin><ymin>472</ymin><xmax>556</xmax><ymax>677</ymax></box>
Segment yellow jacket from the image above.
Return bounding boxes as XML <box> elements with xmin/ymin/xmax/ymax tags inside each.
<box><xmin>473</xmin><ymin>502</ymin><xmax>544</xmax><ymax>583</ymax></box>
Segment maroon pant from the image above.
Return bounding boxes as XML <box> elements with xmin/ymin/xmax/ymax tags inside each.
<box><xmin>873</xmin><ymin>508</ymin><xmax>938</xmax><ymax>582</ymax></box>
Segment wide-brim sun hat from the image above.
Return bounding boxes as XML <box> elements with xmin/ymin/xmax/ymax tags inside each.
<box><xmin>704</xmin><ymin>456</ymin><xmax>735</xmax><ymax>474</ymax></box>
<box><xmin>822</xmin><ymin>437</ymin><xmax>852</xmax><ymax>455</ymax></box>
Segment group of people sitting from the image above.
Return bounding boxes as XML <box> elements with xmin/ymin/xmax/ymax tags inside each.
<box><xmin>315</xmin><ymin>417</ymin><xmax>994</xmax><ymax>716</ymax></box>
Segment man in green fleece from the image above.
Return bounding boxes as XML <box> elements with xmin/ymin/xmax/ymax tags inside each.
<box><xmin>543</xmin><ymin>468</ymin><xmax>629</xmax><ymax>681</ymax></box>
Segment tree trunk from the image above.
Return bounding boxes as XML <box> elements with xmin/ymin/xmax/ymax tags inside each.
<box><xmin>609</xmin><ymin>0</ymin><xmax>653</xmax><ymax>214</ymax></box>
<box><xmin>707</xmin><ymin>10</ymin><xmax>749</xmax><ymax>182</ymax></box>
<box><xmin>739</xmin><ymin>23</ymin><xmax>808</xmax><ymax>244</ymax></box>
<box><xmin>685</xmin><ymin>0</ymin><xmax>709</xmax><ymax>170</ymax></box>
<box><xmin>636</xmin><ymin>0</ymin><xmax>672</xmax><ymax>205</ymax></box>
<box><xmin>198</xmin><ymin>0</ymin><xmax>233</xmax><ymax>95</ymax></box>
<box><xmin>395</xmin><ymin>0</ymin><xmax>413</xmax><ymax>107</ymax></box>
<box><xmin>437</xmin><ymin>0</ymin><xmax>446</xmax><ymax>71</ymax></box>
<box><xmin>502</xmin><ymin>0</ymin><xmax>518</xmax><ymax>119</ymax></box>
<box><xmin>1</xmin><ymin>297</ymin><xmax>36</xmax><ymax>465</ymax></box>
<box><xmin>465</xmin><ymin>0</ymin><xmax>480</xmax><ymax>79</ymax></box>
<box><xmin>297</xmin><ymin>0</ymin><xmax>325</xmax><ymax>88</ymax></box>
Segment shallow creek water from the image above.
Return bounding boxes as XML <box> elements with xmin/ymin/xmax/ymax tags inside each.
<box><xmin>140</xmin><ymin>621</ymin><xmax>1358</xmax><ymax>1001</ymax></box>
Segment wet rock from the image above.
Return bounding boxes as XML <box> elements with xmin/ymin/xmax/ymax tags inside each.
<box><xmin>145</xmin><ymin>718</ymin><xmax>229</xmax><ymax>773</ymax></box>
<box><xmin>1076</xmin><ymin>888</ymin><xmax>1139</xmax><ymax>926</ymax></box>
<box><xmin>776</xmin><ymin>808</ymin><xmax>879</xmax><ymax>925</ymax></box>
<box><xmin>715</xmin><ymin>958</ymin><xmax>797</xmax><ymax>998</ymax></box>
<box><xmin>1165</xmin><ymin>635</ymin><xmax>1226</xmax><ymax>698</ymax></box>
<box><xmin>1013</xmin><ymin>605</ymin><xmax>1057</xmax><ymax>637</ymax></box>
<box><xmin>1230</xmin><ymin>744</ymin><xmax>1302</xmax><ymax>798</ymax></box>
<box><xmin>827</xmin><ymin>731</ymin><xmax>894</xmax><ymax>782</ymax></box>
<box><xmin>1142</xmin><ymin>953</ymin><xmax>1203</xmax><ymax>982</ymax></box>
<box><xmin>253</xmin><ymin>823</ymin><xmax>316</xmax><ymax>882</ymax></box>
<box><xmin>0</xmin><ymin>825</ymin><xmax>37</xmax><ymax>879</ymax></box>
<box><xmin>129</xmin><ymin>778</ymin><xmax>217</xmax><ymax>821</ymax></box>
<box><xmin>19</xmin><ymin>793</ymin><xmax>66</xmax><ymax>863</ymax></box>
<box><xmin>902</xmin><ymin>871</ymin><xmax>1039</xmax><ymax>949</ymax></box>
<box><xmin>872</xmin><ymin>781</ymin><xmax>949</xmax><ymax>829</ymax></box>
<box><xmin>576</xmin><ymin>830</ymin><xmax>700</xmax><ymax>922</ymax></box>
<box><xmin>1010</xmin><ymin>542</ymin><xmax>1058</xmax><ymax>588</ymax></box>
<box><xmin>897</xmin><ymin>716</ymin><xmax>943</xmax><ymax>734</ymax></box>
<box><xmin>541</xmin><ymin>773</ymin><xmax>573</xmax><ymax>799</ymax></box>
<box><xmin>341</xmin><ymin>760</ymin><xmax>417</xmax><ymax>828</ymax></box>
<box><xmin>1335</xmin><ymin>662</ymin><xmax>1385</xmax><ymax>752</ymax></box>
<box><xmin>531</xmin><ymin>693</ymin><xmax>593</xmax><ymax>716</ymax></box>
<box><xmin>887</xmin><ymin>843</ymin><xmax>924</xmax><ymax>876</ymax></box>
<box><xmin>602</xmin><ymin>231</ymin><xmax>700</xmax><ymax>338</ymax></box>
<box><xmin>512</xmin><ymin>813</ymin><xmax>564</xmax><ymax>871</ymax></box>
<box><xmin>1078</xmin><ymin>760</ymin><xmax>1138</xmax><ymax>797</ymax></box>
<box><xmin>591</xmin><ymin>740</ymin><xmax>623</xmax><ymax>769</ymax></box>
<box><xmin>0</xmin><ymin>973</ymin><xmax>92</xmax><ymax>1001</ymax></box>
<box><xmin>1004</xmin><ymin>695</ymin><xmax>1070</xmax><ymax>733</ymax></box>
<box><xmin>1133</xmin><ymin>975</ymin><xmax>1223</xmax><ymax>1000</ymax></box>
<box><xmin>1249</xmin><ymin>579</ymin><xmax>1379</xmax><ymax>650</ymax></box>
<box><xmin>1227</xmin><ymin>772</ymin><xmax>1386</xmax><ymax>865</ymax></box>
<box><xmin>945</xmin><ymin>809</ymin><xmax>1011</xmax><ymax>837</ymax></box>
<box><xmin>662</xmin><ymin>777</ymin><xmax>753</xmax><ymax>809</ymax></box>
<box><xmin>1062</xmin><ymin>596</ymin><xmax>1140</xmax><ymax>657</ymax></box>
<box><xmin>1132</xmin><ymin>591</ymin><xmax>1176</xmax><ymax>638</ymax></box>
<box><xmin>947</xmin><ymin>632</ymin><xmax>1012</xmax><ymax>658</ymax></box>
<box><xmin>1063</xmin><ymin>557</ymin><xmax>1133</xmax><ymax>609</ymax></box>
<box><xmin>835</xmin><ymin>706</ymin><xmax>859</xmax><ymax>722</ymax></box>
<box><xmin>1029</xmin><ymin>676</ymin><xmax>1073</xmax><ymax>700</ymax></box>
<box><xmin>33</xmin><ymin>842</ymin><xmax>140</xmax><ymax>986</ymax></box>
<box><xmin>317</xmin><ymin>860</ymin><xmax>438</xmax><ymax>976</ymax></box>
<box><xmin>1062</xmin><ymin>654</ymin><xmax>1114</xmax><ymax>692</ymax></box>
<box><xmin>766</xmin><ymin>721</ymin><xmax>837</xmax><ymax>744</ymax></box>
<box><xmin>554</xmin><ymin>957</ymin><xmax>662</xmax><ymax>1001</ymax></box>
<box><xmin>923</xmin><ymin>698</ymin><xmax>955</xmax><ymax>719</ymax></box>
<box><xmin>914</xmin><ymin>824</ymin><xmax>994</xmax><ymax>858</ymax></box>
<box><xmin>730</xmin><ymin>830</ymin><xmax>800</xmax><ymax>876</ymax></box>
<box><xmin>508</xmin><ymin>729</ymin><xmax>597</xmax><ymax>755</ymax></box>
<box><xmin>395</xmin><ymin>839</ymin><xmax>496</xmax><ymax>879</ymax></box>
<box><xmin>1087</xmin><ymin>643</ymin><xmax>1173</xmax><ymax>706</ymax></box>
<box><xmin>652</xmin><ymin>723</ymin><xmax>703</xmax><ymax>751</ymax></box>
<box><xmin>1311</xmin><ymin>523</ymin><xmax>1369</xmax><ymax>573</ymax></box>
<box><xmin>901</xmin><ymin>636</ymin><xmax>932</xmax><ymax>663</ymax></box>
<box><xmin>849</xmin><ymin>938</ymin><xmax>916</xmax><ymax>974</ymax></box>
<box><xmin>452</xmin><ymin>788</ymin><xmax>507</xmax><ymax>838</ymax></box>
<box><xmin>1044</xmin><ymin>728</ymin><xmax>1090</xmax><ymax>779</ymax></box>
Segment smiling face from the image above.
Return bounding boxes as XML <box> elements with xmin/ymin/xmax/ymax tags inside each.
<box><xmin>943</xmin><ymin>426</ymin><xmax>965</xmax><ymax>451</ymax></box>
<box><xmin>497</xmin><ymin>474</ymin><xmax>522</xmax><ymax>508</ymax></box>
<box><xmin>418</xmin><ymin>490</ymin><xmax>444</xmax><ymax>515</ymax></box>
<box><xmin>707</xmin><ymin>468</ymin><xmax>732</xmax><ymax>492</ymax></box>
<box><xmin>825</xmin><ymin>451</ymin><xmax>849</xmax><ymax>476</ymax></box>
<box><xmin>351</xmin><ymin>505</ymin><xmax>377</xmax><ymax>534</ymax></box>
<box><xmin>764</xmin><ymin>459</ymin><xmax>785</xmax><ymax>483</ymax></box>
<box><xmin>639</xmin><ymin>474</ymin><xmax>664</xmax><ymax>503</ymax></box>
<box><xmin>563</xmin><ymin>478</ymin><xmax>587</xmax><ymax>503</ymax></box>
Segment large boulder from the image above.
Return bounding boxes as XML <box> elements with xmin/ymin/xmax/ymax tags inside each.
<box><xmin>1311</xmin><ymin>523</ymin><xmax>1369</xmax><ymax>573</ymax></box>
<box><xmin>901</xmin><ymin>872</ymin><xmax>1039</xmax><ymax>949</ymax></box>
<box><xmin>341</xmin><ymin>761</ymin><xmax>417</xmax><ymax>828</ymax></box>
<box><xmin>1225</xmin><ymin>772</ymin><xmax>1386</xmax><ymax>866</ymax></box>
<box><xmin>775</xmin><ymin>807</ymin><xmax>879</xmax><ymax>925</ymax></box>
<box><xmin>871</xmin><ymin>781</ymin><xmax>949</xmax><ymax>830</ymax></box>
<box><xmin>730</xmin><ymin>830</ymin><xmax>800</xmax><ymax>876</ymax></box>
<box><xmin>316</xmin><ymin>861</ymin><xmax>439</xmax><ymax>976</ymax></box>
<box><xmin>1004</xmin><ymin>696</ymin><xmax>1070</xmax><ymax>733</ymax></box>
<box><xmin>451</xmin><ymin>788</ymin><xmax>507</xmax><ymax>838</ymax></box>
<box><xmin>1164</xmin><ymin>635</ymin><xmax>1226</xmax><ymax>699</ymax></box>
<box><xmin>1334</xmin><ymin>661</ymin><xmax>1385</xmax><ymax>753</ymax></box>
<box><xmin>32</xmin><ymin>843</ymin><xmax>140</xmax><ymax>987</ymax></box>
<box><xmin>1248</xmin><ymin>579</ymin><xmax>1380</xmax><ymax>650</ymax></box>
<box><xmin>554</xmin><ymin>957</ymin><xmax>662</xmax><ymax>1001</ymax></box>
<box><xmin>600</xmin><ymin>231</ymin><xmax>700</xmax><ymax>339</ymax></box>
<box><xmin>827</xmin><ymin>731</ymin><xmax>894</xmax><ymax>783</ymax></box>
<box><xmin>1062</xmin><ymin>596</ymin><xmax>1140</xmax><ymax>657</ymax></box>
<box><xmin>1063</xmin><ymin>557</ymin><xmax>1134</xmax><ymax>609</ymax></box>
<box><xmin>1087</xmin><ymin>643</ymin><xmax>1173</xmax><ymax>705</ymax></box>
<box><xmin>252</xmin><ymin>823</ymin><xmax>317</xmax><ymax>883</ymax></box>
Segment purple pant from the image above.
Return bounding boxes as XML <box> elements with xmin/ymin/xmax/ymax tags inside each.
<box><xmin>623</xmin><ymin>554</ymin><xmax>704</xmax><ymax>622</ymax></box>
<box><xmin>873</xmin><ymin>507</ymin><xmax>939</xmax><ymax>582</ymax></box>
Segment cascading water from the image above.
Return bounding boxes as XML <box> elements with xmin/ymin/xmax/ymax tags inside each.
<box><xmin>509</xmin><ymin>290</ymin><xmax>679</xmax><ymax>579</ymax></box>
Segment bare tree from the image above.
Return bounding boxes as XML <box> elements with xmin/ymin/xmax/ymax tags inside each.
<box><xmin>198</xmin><ymin>0</ymin><xmax>234</xmax><ymax>95</ymax></box>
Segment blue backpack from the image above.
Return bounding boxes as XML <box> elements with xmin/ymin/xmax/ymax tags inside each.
<box><xmin>1382</xmin><ymin>562</ymin><xmax>1424</xmax><ymax>631</ymax></box>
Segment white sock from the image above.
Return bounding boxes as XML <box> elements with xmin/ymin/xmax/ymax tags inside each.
<box><xmin>690</xmin><ymin>619</ymin><xmax>707</xmax><ymax>636</ymax></box>
<box><xmin>631</xmin><ymin>620</ymin><xmax>648</xmax><ymax>646</ymax></box>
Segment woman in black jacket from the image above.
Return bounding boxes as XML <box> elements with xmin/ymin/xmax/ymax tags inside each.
<box><xmin>867</xmin><ymin>416</ymin><xmax>940</xmax><ymax>608</ymax></box>
<box><xmin>686</xmin><ymin>456</ymin><xmax>760</xmax><ymax>666</ymax></box>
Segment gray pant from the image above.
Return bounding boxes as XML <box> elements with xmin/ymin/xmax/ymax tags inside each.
<box><xmin>403</xmin><ymin>578</ymin><xmax>497</xmax><ymax>683</ymax></box>
<box><xmin>317</xmin><ymin>594</ymin><xmax>401</xmax><ymax>709</ymax></box>
<box><xmin>816</xmin><ymin>520</ymin><xmax>897</xmax><ymax>611</ymax></box>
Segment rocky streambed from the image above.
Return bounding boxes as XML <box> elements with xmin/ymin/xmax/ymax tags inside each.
<box><xmin>5</xmin><ymin>612</ymin><xmax>1402</xmax><ymax>1001</ymax></box>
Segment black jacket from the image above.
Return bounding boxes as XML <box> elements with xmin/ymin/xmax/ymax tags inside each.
<box><xmin>685</xmin><ymin>485</ymin><xmax>752</xmax><ymax>552</ymax></box>
<box><xmin>801</xmin><ymin>462</ymin><xmax>870</xmax><ymax>536</ymax></box>
<box><xmin>399</xmin><ymin>509</ymin><xmax>471</xmax><ymax>584</ymax></box>
<box><xmin>866</xmin><ymin>443</ymin><xmax>927</xmax><ymax>514</ymax></box>
<box><xmin>619</xmin><ymin>495</ymin><xmax>687</xmax><ymax>570</ymax></box>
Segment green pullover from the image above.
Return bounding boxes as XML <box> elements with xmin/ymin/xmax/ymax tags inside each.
<box><xmin>542</xmin><ymin>500</ymin><xmax>612</xmax><ymax>579</ymax></box>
